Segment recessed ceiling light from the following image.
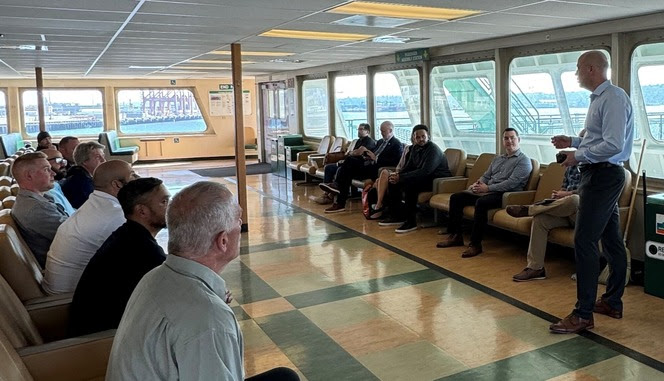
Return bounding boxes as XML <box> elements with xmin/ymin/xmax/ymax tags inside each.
<box><xmin>209</xmin><ymin>51</ymin><xmax>294</xmax><ymax>57</ymax></box>
<box><xmin>333</xmin><ymin>15</ymin><xmax>416</xmax><ymax>28</ymax></box>
<box><xmin>328</xmin><ymin>1</ymin><xmax>481</xmax><ymax>21</ymax></box>
<box><xmin>372</xmin><ymin>36</ymin><xmax>410</xmax><ymax>44</ymax></box>
<box><xmin>260</xmin><ymin>29</ymin><xmax>374</xmax><ymax>41</ymax></box>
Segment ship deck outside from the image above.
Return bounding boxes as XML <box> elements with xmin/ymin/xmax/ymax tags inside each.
<box><xmin>135</xmin><ymin>159</ymin><xmax>664</xmax><ymax>381</ymax></box>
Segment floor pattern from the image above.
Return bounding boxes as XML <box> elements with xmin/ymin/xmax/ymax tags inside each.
<box><xmin>140</xmin><ymin>163</ymin><xmax>664</xmax><ymax>381</ymax></box>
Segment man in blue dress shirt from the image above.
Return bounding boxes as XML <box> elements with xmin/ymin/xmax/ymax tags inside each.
<box><xmin>550</xmin><ymin>50</ymin><xmax>634</xmax><ymax>334</ymax></box>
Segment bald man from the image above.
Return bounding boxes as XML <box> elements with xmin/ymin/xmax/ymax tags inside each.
<box><xmin>11</xmin><ymin>152</ymin><xmax>70</xmax><ymax>267</ymax></box>
<box><xmin>550</xmin><ymin>50</ymin><xmax>634</xmax><ymax>334</ymax></box>
<box><xmin>43</xmin><ymin>160</ymin><xmax>137</xmax><ymax>294</ymax></box>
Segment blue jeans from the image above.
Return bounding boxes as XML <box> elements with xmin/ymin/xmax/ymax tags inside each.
<box><xmin>573</xmin><ymin>165</ymin><xmax>626</xmax><ymax>319</ymax></box>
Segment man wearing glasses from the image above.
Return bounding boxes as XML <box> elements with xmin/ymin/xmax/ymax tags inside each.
<box><xmin>42</xmin><ymin>148</ymin><xmax>76</xmax><ymax>216</ymax></box>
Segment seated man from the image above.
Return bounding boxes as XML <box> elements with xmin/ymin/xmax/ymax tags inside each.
<box><xmin>42</xmin><ymin>148</ymin><xmax>76</xmax><ymax>216</ymax></box>
<box><xmin>311</xmin><ymin>122</ymin><xmax>376</xmax><ymax>204</ymax></box>
<box><xmin>57</xmin><ymin>136</ymin><xmax>80</xmax><ymax>174</ymax></box>
<box><xmin>36</xmin><ymin>131</ymin><xmax>55</xmax><ymax>150</ymax></box>
<box><xmin>107</xmin><ymin>182</ymin><xmax>299</xmax><ymax>381</ymax></box>
<box><xmin>11</xmin><ymin>152</ymin><xmax>70</xmax><ymax>267</ymax></box>
<box><xmin>437</xmin><ymin>128</ymin><xmax>533</xmax><ymax>258</ymax></box>
<box><xmin>69</xmin><ymin>177</ymin><xmax>169</xmax><ymax>336</ymax></box>
<box><xmin>43</xmin><ymin>160</ymin><xmax>136</xmax><ymax>294</ymax></box>
<box><xmin>381</xmin><ymin>124</ymin><xmax>452</xmax><ymax>233</ymax></box>
<box><xmin>320</xmin><ymin>120</ymin><xmax>403</xmax><ymax>213</ymax></box>
<box><xmin>61</xmin><ymin>141</ymin><xmax>106</xmax><ymax>208</ymax></box>
<box><xmin>507</xmin><ymin>164</ymin><xmax>581</xmax><ymax>282</ymax></box>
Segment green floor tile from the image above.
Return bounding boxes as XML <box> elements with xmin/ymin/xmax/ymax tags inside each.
<box><xmin>286</xmin><ymin>269</ymin><xmax>447</xmax><ymax>309</ymax></box>
<box><xmin>240</xmin><ymin>231</ymin><xmax>355</xmax><ymax>255</ymax></box>
<box><xmin>222</xmin><ymin>261</ymin><xmax>281</xmax><ymax>304</ymax></box>
<box><xmin>438</xmin><ymin>336</ymin><xmax>619</xmax><ymax>381</ymax></box>
<box><xmin>256</xmin><ymin>310</ymin><xmax>378</xmax><ymax>381</ymax></box>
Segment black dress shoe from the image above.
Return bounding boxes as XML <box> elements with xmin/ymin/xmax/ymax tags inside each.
<box><xmin>506</xmin><ymin>205</ymin><xmax>529</xmax><ymax>218</ymax></box>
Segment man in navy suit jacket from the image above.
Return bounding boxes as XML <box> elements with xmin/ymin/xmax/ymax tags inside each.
<box><xmin>320</xmin><ymin>121</ymin><xmax>403</xmax><ymax>213</ymax></box>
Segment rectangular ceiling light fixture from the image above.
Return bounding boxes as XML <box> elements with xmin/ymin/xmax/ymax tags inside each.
<box><xmin>260</xmin><ymin>29</ymin><xmax>374</xmax><ymax>41</ymax></box>
<box><xmin>210</xmin><ymin>51</ymin><xmax>294</xmax><ymax>57</ymax></box>
<box><xmin>328</xmin><ymin>1</ymin><xmax>481</xmax><ymax>21</ymax></box>
<box><xmin>187</xmin><ymin>60</ymin><xmax>254</xmax><ymax>64</ymax></box>
<box><xmin>170</xmin><ymin>66</ymin><xmax>234</xmax><ymax>70</ymax></box>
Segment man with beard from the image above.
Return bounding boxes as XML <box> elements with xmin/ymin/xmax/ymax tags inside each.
<box><xmin>42</xmin><ymin>148</ymin><xmax>76</xmax><ymax>215</ymax></box>
<box><xmin>68</xmin><ymin>177</ymin><xmax>170</xmax><ymax>336</ymax></box>
<box><xmin>58</xmin><ymin>136</ymin><xmax>80</xmax><ymax>174</ymax></box>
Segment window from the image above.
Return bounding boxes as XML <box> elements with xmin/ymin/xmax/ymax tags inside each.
<box><xmin>430</xmin><ymin>60</ymin><xmax>496</xmax><ymax>155</ymax></box>
<box><xmin>117</xmin><ymin>89</ymin><xmax>206</xmax><ymax>135</ymax></box>
<box><xmin>633</xmin><ymin>42</ymin><xmax>664</xmax><ymax>179</ymax></box>
<box><xmin>0</xmin><ymin>90</ymin><xmax>7</xmax><ymax>135</ymax></box>
<box><xmin>22</xmin><ymin>89</ymin><xmax>104</xmax><ymax>136</ymax></box>
<box><xmin>374</xmin><ymin>69</ymin><xmax>420</xmax><ymax>142</ymax></box>
<box><xmin>302</xmin><ymin>79</ymin><xmax>329</xmax><ymax>138</ymax></box>
<box><xmin>335</xmin><ymin>74</ymin><xmax>367</xmax><ymax>139</ymax></box>
<box><xmin>509</xmin><ymin>50</ymin><xmax>609</xmax><ymax>163</ymax></box>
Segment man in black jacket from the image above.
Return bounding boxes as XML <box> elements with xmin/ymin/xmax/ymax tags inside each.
<box><xmin>321</xmin><ymin>121</ymin><xmax>403</xmax><ymax>213</ymax></box>
<box><xmin>381</xmin><ymin>125</ymin><xmax>451</xmax><ymax>233</ymax></box>
<box><xmin>68</xmin><ymin>177</ymin><xmax>170</xmax><ymax>336</ymax></box>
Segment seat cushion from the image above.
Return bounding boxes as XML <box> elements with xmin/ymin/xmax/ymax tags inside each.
<box><xmin>429</xmin><ymin>193</ymin><xmax>452</xmax><ymax>211</ymax></box>
<box><xmin>491</xmin><ymin>210</ymin><xmax>533</xmax><ymax>235</ymax></box>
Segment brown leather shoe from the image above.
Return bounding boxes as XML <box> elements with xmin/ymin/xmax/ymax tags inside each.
<box><xmin>461</xmin><ymin>244</ymin><xmax>482</xmax><ymax>258</ymax></box>
<box><xmin>506</xmin><ymin>205</ymin><xmax>530</xmax><ymax>218</ymax></box>
<box><xmin>436</xmin><ymin>234</ymin><xmax>464</xmax><ymax>248</ymax></box>
<box><xmin>593</xmin><ymin>298</ymin><xmax>622</xmax><ymax>319</ymax></box>
<box><xmin>549</xmin><ymin>313</ymin><xmax>594</xmax><ymax>334</ymax></box>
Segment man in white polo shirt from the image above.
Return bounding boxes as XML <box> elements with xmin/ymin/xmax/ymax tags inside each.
<box><xmin>42</xmin><ymin>160</ymin><xmax>136</xmax><ymax>294</ymax></box>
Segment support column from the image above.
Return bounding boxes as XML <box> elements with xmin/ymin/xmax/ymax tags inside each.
<box><xmin>495</xmin><ymin>48</ymin><xmax>511</xmax><ymax>154</ymax></box>
<box><xmin>231</xmin><ymin>43</ymin><xmax>249</xmax><ymax>232</ymax></box>
<box><xmin>35</xmin><ymin>67</ymin><xmax>46</xmax><ymax>132</ymax></box>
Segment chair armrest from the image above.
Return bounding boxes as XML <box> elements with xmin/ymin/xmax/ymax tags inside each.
<box><xmin>26</xmin><ymin>295</ymin><xmax>72</xmax><ymax>343</ymax></box>
<box><xmin>434</xmin><ymin>177</ymin><xmax>468</xmax><ymax>194</ymax></box>
<box><xmin>308</xmin><ymin>156</ymin><xmax>325</xmax><ymax>168</ymax></box>
<box><xmin>501</xmin><ymin>191</ymin><xmax>536</xmax><ymax>208</ymax></box>
<box><xmin>296</xmin><ymin>151</ymin><xmax>316</xmax><ymax>161</ymax></box>
<box><xmin>19</xmin><ymin>330</ymin><xmax>115</xmax><ymax>381</ymax></box>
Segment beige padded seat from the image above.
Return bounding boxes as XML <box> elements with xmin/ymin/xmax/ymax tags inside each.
<box><xmin>416</xmin><ymin>148</ymin><xmax>469</xmax><ymax>205</ymax></box>
<box><xmin>2</xmin><ymin>196</ymin><xmax>15</xmax><ymax>209</ymax></box>
<box><xmin>10</xmin><ymin>183</ymin><xmax>19</xmax><ymax>196</ymax></box>
<box><xmin>314</xmin><ymin>139</ymin><xmax>358</xmax><ymax>179</ymax></box>
<box><xmin>429</xmin><ymin>153</ymin><xmax>496</xmax><ymax>213</ymax></box>
<box><xmin>0</xmin><ymin>185</ymin><xmax>11</xmax><ymax>200</ymax></box>
<box><xmin>288</xmin><ymin>135</ymin><xmax>334</xmax><ymax>171</ymax></box>
<box><xmin>0</xmin><ymin>224</ymin><xmax>46</xmax><ymax>303</ymax></box>
<box><xmin>491</xmin><ymin>162</ymin><xmax>567</xmax><ymax>235</ymax></box>
<box><xmin>0</xmin><ymin>176</ymin><xmax>13</xmax><ymax>187</ymax></box>
<box><xmin>0</xmin><ymin>275</ymin><xmax>43</xmax><ymax>349</ymax></box>
<box><xmin>0</xmin><ymin>162</ymin><xmax>11</xmax><ymax>177</ymax></box>
<box><xmin>300</xmin><ymin>136</ymin><xmax>346</xmax><ymax>175</ymax></box>
<box><xmin>0</xmin><ymin>210</ymin><xmax>36</xmax><ymax>273</ymax></box>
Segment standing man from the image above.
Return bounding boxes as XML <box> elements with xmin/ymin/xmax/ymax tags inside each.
<box><xmin>549</xmin><ymin>51</ymin><xmax>633</xmax><ymax>334</ymax></box>
<box><xmin>437</xmin><ymin>128</ymin><xmax>532</xmax><ymax>258</ymax></box>
<box><xmin>320</xmin><ymin>121</ymin><xmax>402</xmax><ymax>213</ymax></box>
<box><xmin>107</xmin><ymin>182</ymin><xmax>298</xmax><ymax>381</ymax></box>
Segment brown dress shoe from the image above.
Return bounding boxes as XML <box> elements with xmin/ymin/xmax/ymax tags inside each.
<box><xmin>549</xmin><ymin>313</ymin><xmax>594</xmax><ymax>334</ymax></box>
<box><xmin>461</xmin><ymin>244</ymin><xmax>482</xmax><ymax>258</ymax></box>
<box><xmin>436</xmin><ymin>234</ymin><xmax>464</xmax><ymax>248</ymax></box>
<box><xmin>506</xmin><ymin>205</ymin><xmax>530</xmax><ymax>218</ymax></box>
<box><xmin>593</xmin><ymin>298</ymin><xmax>622</xmax><ymax>319</ymax></box>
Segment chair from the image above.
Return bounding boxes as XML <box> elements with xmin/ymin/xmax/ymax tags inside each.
<box><xmin>0</xmin><ymin>133</ymin><xmax>25</xmax><ymax>159</ymax></box>
<box><xmin>287</xmin><ymin>135</ymin><xmax>334</xmax><ymax>172</ymax></box>
<box><xmin>98</xmin><ymin>131</ymin><xmax>139</xmax><ymax>164</ymax></box>
<box><xmin>299</xmin><ymin>136</ymin><xmax>346</xmax><ymax>177</ymax></box>
<box><xmin>10</xmin><ymin>184</ymin><xmax>19</xmax><ymax>196</ymax></box>
<box><xmin>244</xmin><ymin>127</ymin><xmax>258</xmax><ymax>150</ymax></box>
<box><xmin>416</xmin><ymin>148</ymin><xmax>469</xmax><ymax>206</ymax></box>
<box><xmin>0</xmin><ymin>176</ymin><xmax>13</xmax><ymax>187</ymax></box>
<box><xmin>491</xmin><ymin>162</ymin><xmax>567</xmax><ymax>235</ymax></box>
<box><xmin>0</xmin><ymin>224</ymin><xmax>47</xmax><ymax>303</ymax></box>
<box><xmin>0</xmin><ymin>162</ymin><xmax>11</xmax><ymax>177</ymax></box>
<box><xmin>429</xmin><ymin>153</ymin><xmax>496</xmax><ymax>213</ymax></box>
<box><xmin>2</xmin><ymin>196</ymin><xmax>15</xmax><ymax>209</ymax></box>
<box><xmin>0</xmin><ymin>209</ymin><xmax>39</xmax><ymax>274</ymax></box>
<box><xmin>313</xmin><ymin>139</ymin><xmax>358</xmax><ymax>180</ymax></box>
<box><xmin>0</xmin><ymin>185</ymin><xmax>12</xmax><ymax>200</ymax></box>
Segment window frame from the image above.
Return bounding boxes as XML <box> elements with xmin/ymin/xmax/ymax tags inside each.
<box><xmin>0</xmin><ymin>88</ymin><xmax>8</xmax><ymax>135</ymax></box>
<box><xmin>114</xmin><ymin>87</ymin><xmax>211</xmax><ymax>137</ymax></box>
<box><xmin>300</xmin><ymin>77</ymin><xmax>330</xmax><ymax>139</ymax></box>
<box><xmin>334</xmin><ymin>73</ymin><xmax>368</xmax><ymax>140</ymax></box>
<box><xmin>19</xmin><ymin>87</ymin><xmax>106</xmax><ymax>138</ymax></box>
<box><xmin>373</xmin><ymin>66</ymin><xmax>422</xmax><ymax>141</ymax></box>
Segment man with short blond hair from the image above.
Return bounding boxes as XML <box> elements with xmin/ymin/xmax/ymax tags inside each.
<box><xmin>62</xmin><ymin>140</ymin><xmax>106</xmax><ymax>208</ymax></box>
<box><xmin>11</xmin><ymin>152</ymin><xmax>69</xmax><ymax>267</ymax></box>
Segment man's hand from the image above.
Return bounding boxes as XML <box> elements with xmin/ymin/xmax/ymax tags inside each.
<box><xmin>470</xmin><ymin>181</ymin><xmax>489</xmax><ymax>194</ymax></box>
<box><xmin>388</xmin><ymin>172</ymin><xmax>399</xmax><ymax>184</ymax></box>
<box><xmin>559</xmin><ymin>150</ymin><xmax>579</xmax><ymax>167</ymax></box>
<box><xmin>224</xmin><ymin>290</ymin><xmax>233</xmax><ymax>305</ymax></box>
<box><xmin>364</xmin><ymin>150</ymin><xmax>376</xmax><ymax>161</ymax></box>
<box><xmin>552</xmin><ymin>189</ymin><xmax>573</xmax><ymax>199</ymax></box>
<box><xmin>551</xmin><ymin>135</ymin><xmax>572</xmax><ymax>149</ymax></box>
<box><xmin>350</xmin><ymin>146</ymin><xmax>368</xmax><ymax>156</ymax></box>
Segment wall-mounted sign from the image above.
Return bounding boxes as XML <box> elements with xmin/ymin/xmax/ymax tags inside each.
<box><xmin>170</xmin><ymin>80</ymin><xmax>176</xmax><ymax>85</ymax></box>
<box><xmin>395</xmin><ymin>48</ymin><xmax>430</xmax><ymax>63</ymax></box>
<box><xmin>219</xmin><ymin>84</ymin><xmax>233</xmax><ymax>90</ymax></box>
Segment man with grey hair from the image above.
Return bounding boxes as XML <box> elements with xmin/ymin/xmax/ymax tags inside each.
<box><xmin>61</xmin><ymin>140</ymin><xmax>106</xmax><ymax>208</ymax></box>
<box><xmin>11</xmin><ymin>152</ymin><xmax>70</xmax><ymax>267</ymax></box>
<box><xmin>107</xmin><ymin>181</ymin><xmax>299</xmax><ymax>381</ymax></box>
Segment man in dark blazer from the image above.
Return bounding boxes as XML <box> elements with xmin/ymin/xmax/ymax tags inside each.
<box><xmin>321</xmin><ymin>120</ymin><xmax>403</xmax><ymax>213</ymax></box>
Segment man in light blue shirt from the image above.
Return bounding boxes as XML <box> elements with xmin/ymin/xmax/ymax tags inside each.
<box><xmin>107</xmin><ymin>181</ymin><xmax>299</xmax><ymax>381</ymax></box>
<box><xmin>42</xmin><ymin>148</ymin><xmax>76</xmax><ymax>215</ymax></box>
<box><xmin>550</xmin><ymin>50</ymin><xmax>633</xmax><ymax>334</ymax></box>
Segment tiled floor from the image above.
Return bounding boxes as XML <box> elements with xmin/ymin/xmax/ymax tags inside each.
<box><xmin>134</xmin><ymin>160</ymin><xmax>664</xmax><ymax>380</ymax></box>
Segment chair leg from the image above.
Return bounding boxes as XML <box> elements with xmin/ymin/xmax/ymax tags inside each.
<box><xmin>295</xmin><ymin>172</ymin><xmax>322</xmax><ymax>186</ymax></box>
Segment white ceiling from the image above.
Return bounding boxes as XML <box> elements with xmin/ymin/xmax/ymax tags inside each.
<box><xmin>1</xmin><ymin>0</ymin><xmax>663</xmax><ymax>79</ymax></box>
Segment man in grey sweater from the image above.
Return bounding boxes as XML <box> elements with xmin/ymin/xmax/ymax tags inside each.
<box><xmin>437</xmin><ymin>128</ymin><xmax>532</xmax><ymax>258</ymax></box>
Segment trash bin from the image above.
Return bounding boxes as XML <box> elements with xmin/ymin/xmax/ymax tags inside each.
<box><xmin>644</xmin><ymin>193</ymin><xmax>664</xmax><ymax>298</ymax></box>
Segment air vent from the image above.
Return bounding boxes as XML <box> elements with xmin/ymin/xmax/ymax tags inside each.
<box><xmin>269</xmin><ymin>58</ymin><xmax>305</xmax><ymax>63</ymax></box>
<box><xmin>333</xmin><ymin>15</ymin><xmax>416</xmax><ymax>28</ymax></box>
<box><xmin>0</xmin><ymin>45</ymin><xmax>48</xmax><ymax>51</ymax></box>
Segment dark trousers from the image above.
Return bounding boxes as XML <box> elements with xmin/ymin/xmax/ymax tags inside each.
<box><xmin>323</xmin><ymin>163</ymin><xmax>339</xmax><ymax>183</ymax></box>
<box><xmin>246</xmin><ymin>367</ymin><xmax>300</xmax><ymax>381</ymax></box>
<box><xmin>573</xmin><ymin>165</ymin><xmax>626</xmax><ymax>319</ymax></box>
<box><xmin>387</xmin><ymin>176</ymin><xmax>435</xmax><ymax>224</ymax></box>
<box><xmin>334</xmin><ymin>156</ymin><xmax>377</xmax><ymax>206</ymax></box>
<box><xmin>447</xmin><ymin>191</ymin><xmax>503</xmax><ymax>246</ymax></box>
